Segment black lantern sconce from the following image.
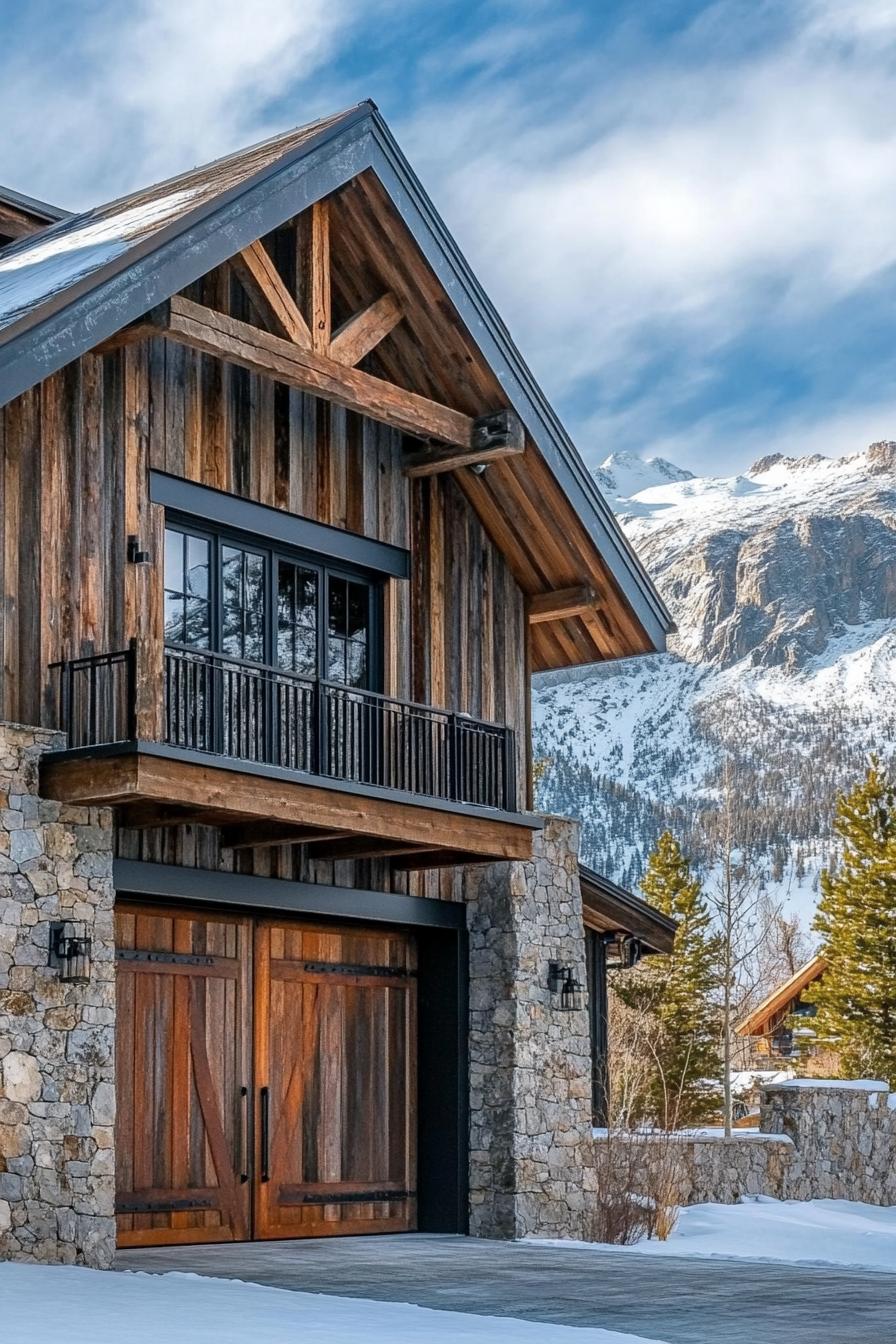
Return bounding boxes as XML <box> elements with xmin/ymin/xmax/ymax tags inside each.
<box><xmin>127</xmin><ymin>534</ymin><xmax>151</xmax><ymax>565</ymax></box>
<box><xmin>49</xmin><ymin>921</ymin><xmax>92</xmax><ymax>984</ymax></box>
<box><xmin>547</xmin><ymin>960</ymin><xmax>585</xmax><ymax>1012</ymax></box>
<box><xmin>603</xmin><ymin>933</ymin><xmax>644</xmax><ymax>971</ymax></box>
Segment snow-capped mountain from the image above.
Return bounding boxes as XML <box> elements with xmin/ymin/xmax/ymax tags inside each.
<box><xmin>533</xmin><ymin>444</ymin><xmax>896</xmax><ymax>924</ymax></box>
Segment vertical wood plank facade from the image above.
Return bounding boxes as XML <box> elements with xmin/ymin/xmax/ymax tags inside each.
<box><xmin>0</xmin><ymin>239</ymin><xmax>529</xmax><ymax>898</ymax></box>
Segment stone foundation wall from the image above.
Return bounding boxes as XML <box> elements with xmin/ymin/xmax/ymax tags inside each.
<box><xmin>0</xmin><ymin>723</ymin><xmax>115</xmax><ymax>1267</ymax></box>
<box><xmin>465</xmin><ymin>816</ymin><xmax>595</xmax><ymax>1240</ymax></box>
<box><xmin>603</xmin><ymin>1081</ymin><xmax>896</xmax><ymax>1208</ymax></box>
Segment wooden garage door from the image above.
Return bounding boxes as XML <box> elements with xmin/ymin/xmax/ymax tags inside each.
<box><xmin>254</xmin><ymin>918</ymin><xmax>417</xmax><ymax>1239</ymax></box>
<box><xmin>115</xmin><ymin>903</ymin><xmax>417</xmax><ymax>1245</ymax></box>
<box><xmin>115</xmin><ymin>904</ymin><xmax>252</xmax><ymax>1246</ymax></box>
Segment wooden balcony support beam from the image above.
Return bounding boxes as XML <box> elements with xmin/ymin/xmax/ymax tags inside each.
<box><xmin>221</xmin><ymin>824</ymin><xmax>348</xmax><ymax>852</ymax></box>
<box><xmin>528</xmin><ymin>585</ymin><xmax>601</xmax><ymax>625</ymax></box>
<box><xmin>303</xmin><ymin>836</ymin><xmax>432</xmax><ymax>862</ymax></box>
<box><xmin>40</xmin><ymin>749</ymin><xmax>536</xmax><ymax>862</ymax></box>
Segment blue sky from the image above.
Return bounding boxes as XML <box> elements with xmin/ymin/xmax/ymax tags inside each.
<box><xmin>3</xmin><ymin>0</ymin><xmax>896</xmax><ymax>476</ymax></box>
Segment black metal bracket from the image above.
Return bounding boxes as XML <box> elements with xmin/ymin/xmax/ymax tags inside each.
<box><xmin>471</xmin><ymin>408</ymin><xmax>524</xmax><ymax>453</ymax></box>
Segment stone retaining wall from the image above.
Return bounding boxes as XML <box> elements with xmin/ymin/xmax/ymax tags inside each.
<box><xmin>0</xmin><ymin>723</ymin><xmax>115</xmax><ymax>1267</ymax></box>
<box><xmin>761</xmin><ymin>1080</ymin><xmax>896</xmax><ymax>1205</ymax></box>
<box><xmin>600</xmin><ymin>1080</ymin><xmax>896</xmax><ymax>1208</ymax></box>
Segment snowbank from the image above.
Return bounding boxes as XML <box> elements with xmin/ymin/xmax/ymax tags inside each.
<box><xmin>0</xmin><ymin>1262</ymin><xmax>666</xmax><ymax>1344</ymax></box>
<box><xmin>531</xmin><ymin>1197</ymin><xmax>896</xmax><ymax>1272</ymax></box>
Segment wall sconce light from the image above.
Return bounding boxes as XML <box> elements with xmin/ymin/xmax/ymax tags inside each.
<box><xmin>49</xmin><ymin>921</ymin><xmax>92</xmax><ymax>983</ymax></box>
<box><xmin>547</xmin><ymin>960</ymin><xmax>584</xmax><ymax>1012</ymax></box>
<box><xmin>127</xmin><ymin>534</ymin><xmax>151</xmax><ymax>565</ymax></box>
<box><xmin>603</xmin><ymin>933</ymin><xmax>644</xmax><ymax>971</ymax></box>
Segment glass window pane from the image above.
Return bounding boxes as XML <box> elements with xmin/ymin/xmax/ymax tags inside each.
<box><xmin>244</xmin><ymin>607</ymin><xmax>264</xmax><ymax>663</ymax></box>
<box><xmin>347</xmin><ymin>582</ymin><xmax>368</xmax><ymax>642</ymax></box>
<box><xmin>164</xmin><ymin>529</ymin><xmax>183</xmax><ymax>593</ymax></box>
<box><xmin>277</xmin><ymin>563</ymin><xmax>296</xmax><ymax>669</ymax></box>
<box><xmin>327</xmin><ymin>635</ymin><xmax>344</xmax><ymax>682</ymax></box>
<box><xmin>186</xmin><ymin>535</ymin><xmax>209</xmax><ymax>599</ymax></box>
<box><xmin>184</xmin><ymin>597</ymin><xmax>210</xmax><ymax>649</ymax></box>
<box><xmin>296</xmin><ymin>626</ymin><xmax>316</xmax><ymax>677</ymax></box>
<box><xmin>164</xmin><ymin>591</ymin><xmax>184</xmax><ymax>643</ymax></box>
<box><xmin>246</xmin><ymin>552</ymin><xmax>265</xmax><ymax>612</ymax></box>
<box><xmin>345</xmin><ymin>639</ymin><xmax>367</xmax><ymax>688</ymax></box>
<box><xmin>222</xmin><ymin>606</ymin><xmax>241</xmax><ymax>657</ymax></box>
<box><xmin>328</xmin><ymin>578</ymin><xmax>347</xmax><ymax>636</ymax></box>
<box><xmin>298</xmin><ymin>569</ymin><xmax>317</xmax><ymax>628</ymax></box>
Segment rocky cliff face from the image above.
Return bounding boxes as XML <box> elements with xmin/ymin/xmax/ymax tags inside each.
<box><xmin>533</xmin><ymin>446</ymin><xmax>896</xmax><ymax>921</ymax></box>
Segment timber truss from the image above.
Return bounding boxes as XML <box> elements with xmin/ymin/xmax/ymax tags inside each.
<box><xmin>104</xmin><ymin>200</ymin><xmax>525</xmax><ymax>478</ymax></box>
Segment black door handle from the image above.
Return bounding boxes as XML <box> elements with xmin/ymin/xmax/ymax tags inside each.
<box><xmin>260</xmin><ymin>1086</ymin><xmax>270</xmax><ymax>1183</ymax></box>
<box><xmin>238</xmin><ymin>1086</ymin><xmax>249</xmax><ymax>1183</ymax></box>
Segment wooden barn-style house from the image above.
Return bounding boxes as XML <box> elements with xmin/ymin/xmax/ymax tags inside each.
<box><xmin>0</xmin><ymin>103</ymin><xmax>672</xmax><ymax>1265</ymax></box>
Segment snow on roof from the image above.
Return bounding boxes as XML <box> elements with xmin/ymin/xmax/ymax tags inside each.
<box><xmin>0</xmin><ymin>188</ymin><xmax>198</xmax><ymax>327</ymax></box>
<box><xmin>0</xmin><ymin>107</ymin><xmax>361</xmax><ymax>339</ymax></box>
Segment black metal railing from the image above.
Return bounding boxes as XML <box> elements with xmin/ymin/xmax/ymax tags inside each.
<box><xmin>47</xmin><ymin>647</ymin><xmax>137</xmax><ymax>749</ymax></box>
<box><xmin>48</xmin><ymin>645</ymin><xmax>517</xmax><ymax>812</ymax></box>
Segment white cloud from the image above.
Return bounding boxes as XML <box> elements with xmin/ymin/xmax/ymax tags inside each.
<box><xmin>0</xmin><ymin>0</ymin><xmax>357</xmax><ymax>206</ymax></box>
<box><xmin>396</xmin><ymin>0</ymin><xmax>896</xmax><ymax>472</ymax></box>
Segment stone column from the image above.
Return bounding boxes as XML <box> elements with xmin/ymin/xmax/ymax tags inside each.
<box><xmin>0</xmin><ymin>722</ymin><xmax>115</xmax><ymax>1267</ymax></box>
<box><xmin>465</xmin><ymin>815</ymin><xmax>595</xmax><ymax>1240</ymax></box>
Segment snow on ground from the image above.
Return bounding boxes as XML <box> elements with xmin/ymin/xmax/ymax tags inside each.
<box><xmin>532</xmin><ymin>1198</ymin><xmax>896</xmax><ymax>1272</ymax></box>
<box><xmin>0</xmin><ymin>1261</ymin><xmax>668</xmax><ymax>1344</ymax></box>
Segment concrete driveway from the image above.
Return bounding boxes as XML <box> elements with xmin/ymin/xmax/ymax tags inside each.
<box><xmin>117</xmin><ymin>1232</ymin><xmax>895</xmax><ymax>1344</ymax></box>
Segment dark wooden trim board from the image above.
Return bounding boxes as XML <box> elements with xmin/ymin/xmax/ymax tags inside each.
<box><xmin>150</xmin><ymin>470</ymin><xmax>410</xmax><ymax>579</ymax></box>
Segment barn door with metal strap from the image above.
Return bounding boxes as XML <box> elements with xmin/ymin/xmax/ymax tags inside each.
<box><xmin>114</xmin><ymin>904</ymin><xmax>252</xmax><ymax>1247</ymax></box>
<box><xmin>253</xmin><ymin>918</ymin><xmax>418</xmax><ymax>1239</ymax></box>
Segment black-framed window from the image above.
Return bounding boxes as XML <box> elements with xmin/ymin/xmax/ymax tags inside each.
<box><xmin>164</xmin><ymin>529</ymin><xmax>211</xmax><ymax>648</ymax></box>
<box><xmin>163</xmin><ymin>519</ymin><xmax>381</xmax><ymax>691</ymax></box>
<box><xmin>221</xmin><ymin>543</ymin><xmax>265</xmax><ymax>663</ymax></box>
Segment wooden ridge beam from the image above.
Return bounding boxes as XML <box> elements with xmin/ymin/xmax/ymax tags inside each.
<box><xmin>330</xmin><ymin>291</ymin><xmax>403</xmax><ymax>366</ymax></box>
<box><xmin>230</xmin><ymin>241</ymin><xmax>313</xmax><ymax>347</ymax></box>
<box><xmin>139</xmin><ymin>296</ymin><xmax>477</xmax><ymax>447</ymax></box>
<box><xmin>528</xmin><ymin>585</ymin><xmax>601</xmax><ymax>624</ymax></box>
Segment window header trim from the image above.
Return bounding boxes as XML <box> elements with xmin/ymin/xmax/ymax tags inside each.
<box><xmin>150</xmin><ymin>471</ymin><xmax>410</xmax><ymax>580</ymax></box>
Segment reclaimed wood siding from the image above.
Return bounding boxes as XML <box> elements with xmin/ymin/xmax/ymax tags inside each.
<box><xmin>0</xmin><ymin>297</ymin><xmax>527</xmax><ymax>899</ymax></box>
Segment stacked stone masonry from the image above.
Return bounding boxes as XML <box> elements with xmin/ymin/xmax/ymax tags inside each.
<box><xmin>0</xmin><ymin>722</ymin><xmax>115</xmax><ymax>1267</ymax></box>
<box><xmin>610</xmin><ymin>1081</ymin><xmax>896</xmax><ymax>1208</ymax></box>
<box><xmin>465</xmin><ymin>816</ymin><xmax>596</xmax><ymax>1240</ymax></box>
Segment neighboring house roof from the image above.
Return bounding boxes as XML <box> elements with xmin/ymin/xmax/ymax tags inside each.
<box><xmin>735</xmin><ymin>954</ymin><xmax>827</xmax><ymax>1038</ymax></box>
<box><xmin>579</xmin><ymin>864</ymin><xmax>677</xmax><ymax>955</ymax></box>
<box><xmin>0</xmin><ymin>101</ymin><xmax>672</xmax><ymax>658</ymax></box>
<box><xmin>0</xmin><ymin>185</ymin><xmax>70</xmax><ymax>246</ymax></box>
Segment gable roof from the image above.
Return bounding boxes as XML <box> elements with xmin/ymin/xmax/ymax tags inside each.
<box><xmin>0</xmin><ymin>101</ymin><xmax>672</xmax><ymax>662</ymax></box>
<box><xmin>735</xmin><ymin>954</ymin><xmax>827</xmax><ymax>1037</ymax></box>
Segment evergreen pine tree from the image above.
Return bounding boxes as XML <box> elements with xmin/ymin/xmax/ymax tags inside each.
<box><xmin>805</xmin><ymin>760</ymin><xmax>896</xmax><ymax>1086</ymax></box>
<box><xmin>616</xmin><ymin>831</ymin><xmax>721</xmax><ymax>1129</ymax></box>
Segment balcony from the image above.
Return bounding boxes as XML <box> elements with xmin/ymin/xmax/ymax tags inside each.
<box><xmin>40</xmin><ymin>645</ymin><xmax>536</xmax><ymax>866</ymax></box>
